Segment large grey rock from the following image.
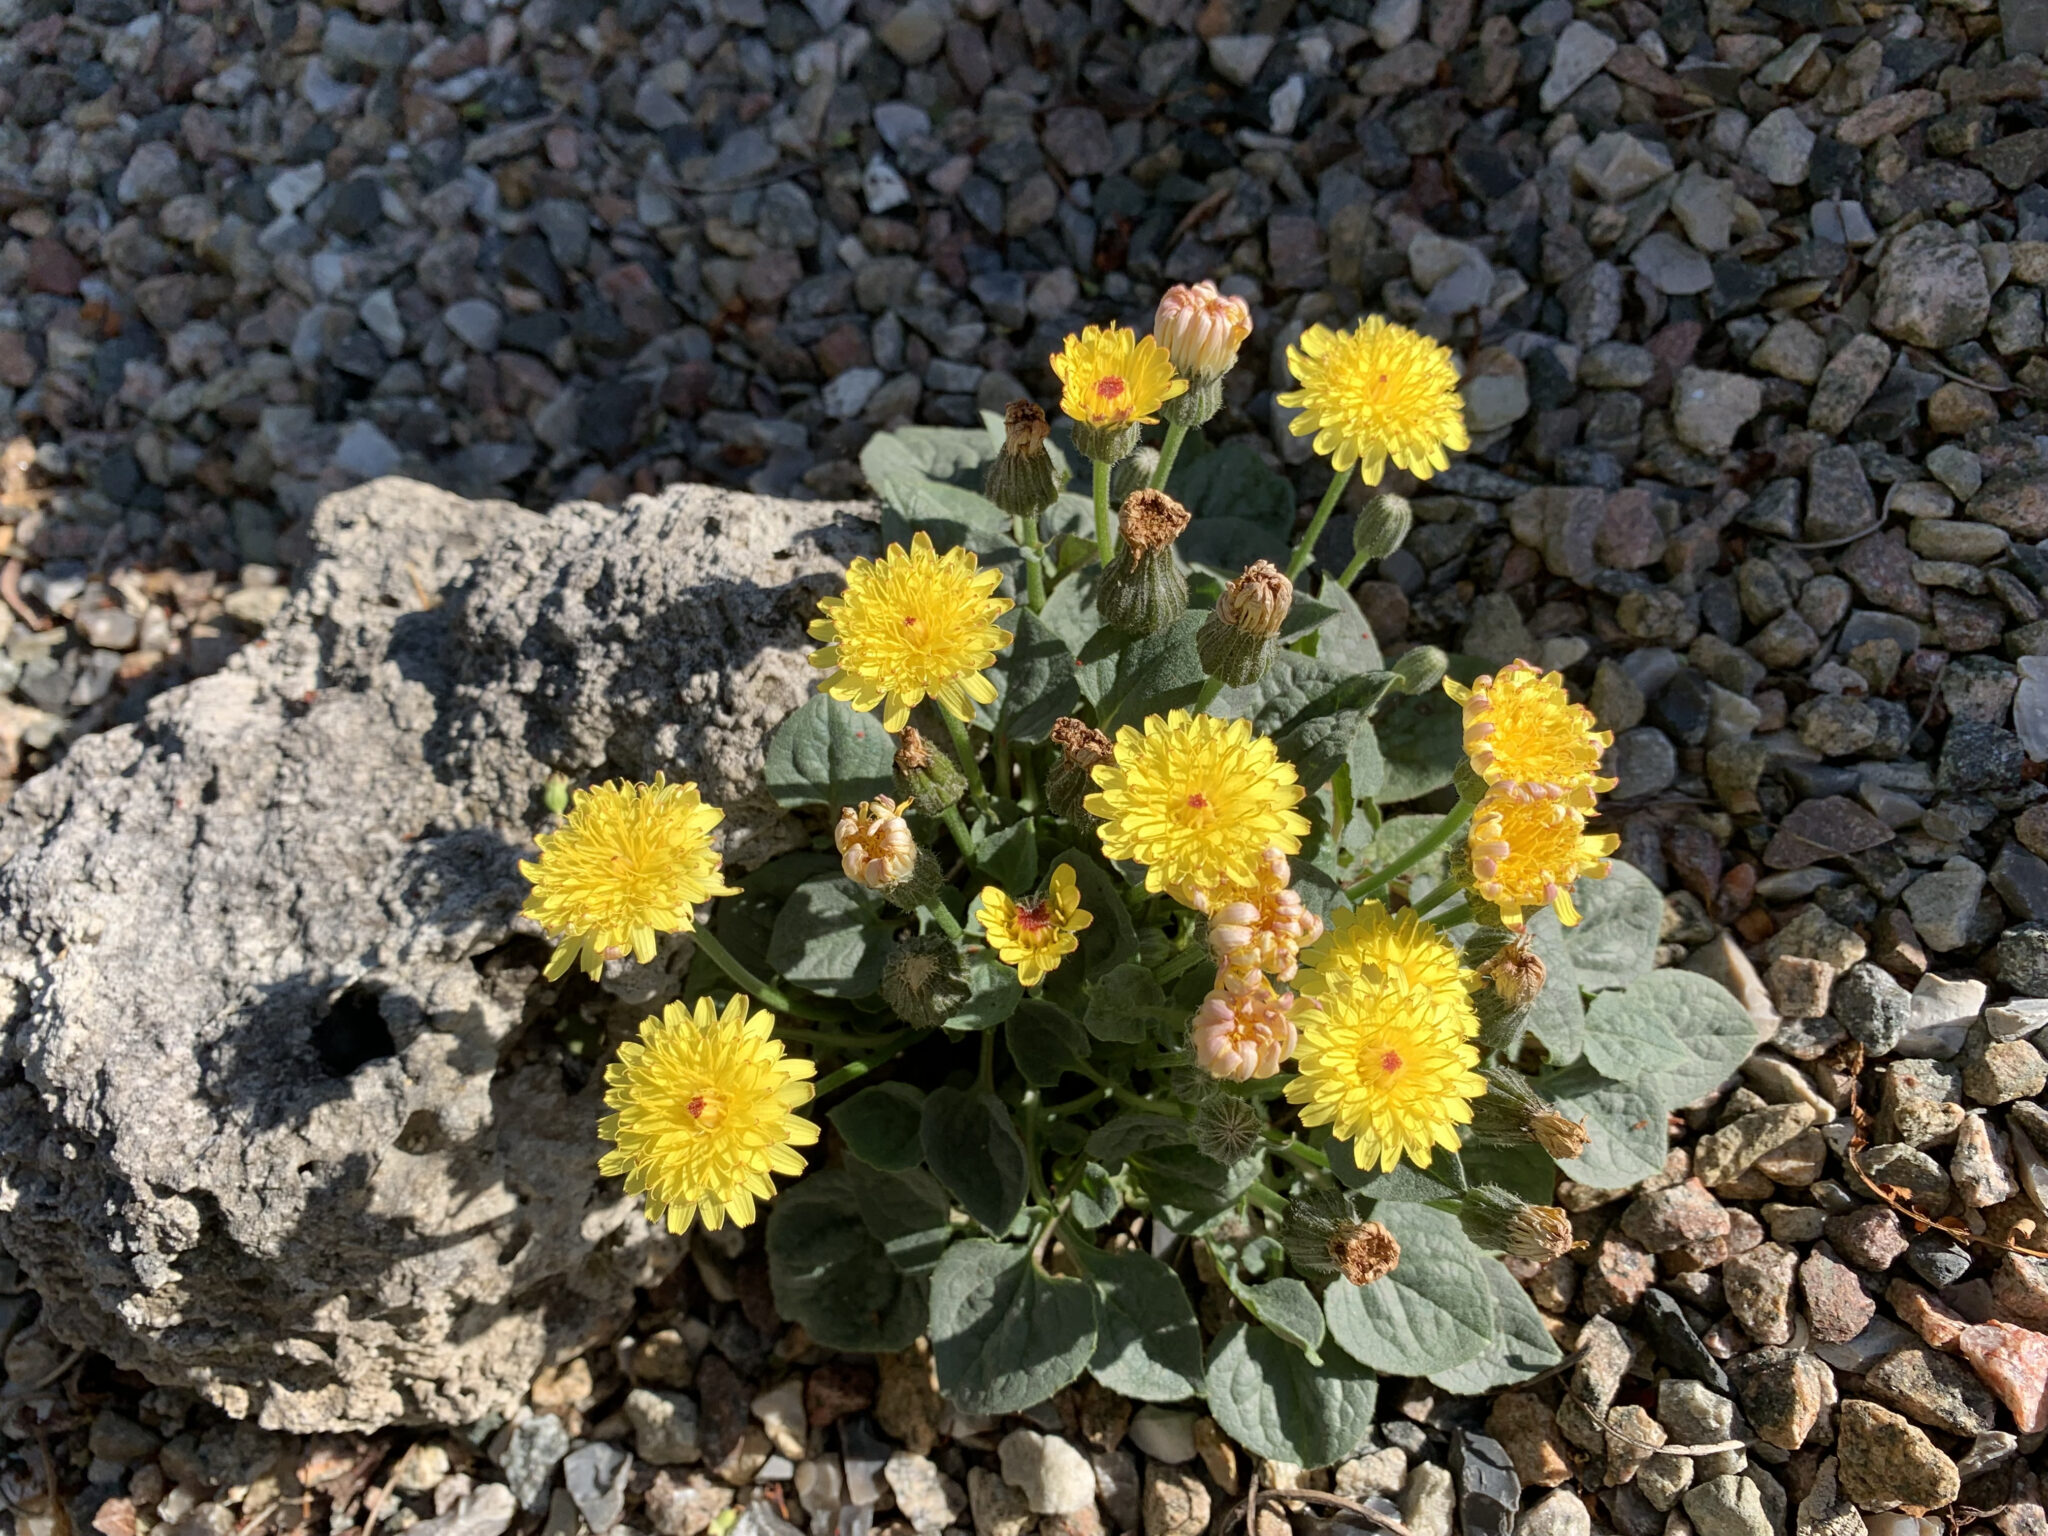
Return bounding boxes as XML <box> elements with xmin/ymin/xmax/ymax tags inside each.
<box><xmin>0</xmin><ymin>477</ymin><xmax>874</xmax><ymax>1433</ymax></box>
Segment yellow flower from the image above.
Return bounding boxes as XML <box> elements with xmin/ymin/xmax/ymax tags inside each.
<box><xmin>1154</xmin><ymin>281</ymin><xmax>1253</xmax><ymax>379</ymax></box>
<box><xmin>599</xmin><ymin>995</ymin><xmax>819</xmax><ymax>1234</ymax></box>
<box><xmin>1277</xmin><ymin>316</ymin><xmax>1470</xmax><ymax>483</ymax></box>
<box><xmin>520</xmin><ymin>775</ymin><xmax>738</xmax><ymax>982</ymax></box>
<box><xmin>1086</xmin><ymin>711</ymin><xmax>1310</xmax><ymax>894</ymax></box>
<box><xmin>1445</xmin><ymin>660</ymin><xmax>1615</xmax><ymax>807</ymax></box>
<box><xmin>1286</xmin><ymin>955</ymin><xmax>1485</xmax><ymax>1173</ymax></box>
<box><xmin>808</xmin><ymin>530</ymin><xmax>1014</xmax><ymax>734</ymax></box>
<box><xmin>835</xmin><ymin>795</ymin><xmax>917</xmax><ymax>889</ymax></box>
<box><xmin>977</xmin><ymin>864</ymin><xmax>1093</xmax><ymax>987</ymax></box>
<box><xmin>1468</xmin><ymin>789</ymin><xmax>1621</xmax><ymax>929</ymax></box>
<box><xmin>1300</xmin><ymin>899</ymin><xmax>1470</xmax><ymax>1001</ymax></box>
<box><xmin>1175</xmin><ymin>847</ymin><xmax>1324</xmax><ymax>986</ymax></box>
<box><xmin>1191</xmin><ymin>975</ymin><xmax>1301</xmax><ymax>1081</ymax></box>
<box><xmin>1050</xmin><ymin>323</ymin><xmax>1187</xmax><ymax>430</ymax></box>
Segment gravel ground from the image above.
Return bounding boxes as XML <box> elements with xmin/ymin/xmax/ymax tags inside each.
<box><xmin>3</xmin><ymin>0</ymin><xmax>2048</xmax><ymax>1535</ymax></box>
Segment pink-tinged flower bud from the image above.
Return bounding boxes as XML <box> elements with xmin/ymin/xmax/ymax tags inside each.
<box><xmin>1191</xmin><ymin>977</ymin><xmax>1301</xmax><ymax>1082</ymax></box>
<box><xmin>835</xmin><ymin>796</ymin><xmax>917</xmax><ymax>889</ymax></box>
<box><xmin>1154</xmin><ymin>281</ymin><xmax>1253</xmax><ymax>381</ymax></box>
<box><xmin>1185</xmin><ymin>848</ymin><xmax>1326</xmax><ymax>985</ymax></box>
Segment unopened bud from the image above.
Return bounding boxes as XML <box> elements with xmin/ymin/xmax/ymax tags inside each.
<box><xmin>1098</xmin><ymin>489</ymin><xmax>1191</xmax><ymax>635</ymax></box>
<box><xmin>1111</xmin><ymin>447</ymin><xmax>1160</xmax><ymax>505</ymax></box>
<box><xmin>1469</xmin><ymin>1063</ymin><xmax>1591</xmax><ymax>1161</ymax></box>
<box><xmin>543</xmin><ymin>771</ymin><xmax>571</xmax><ymax>815</ymax></box>
<box><xmin>880</xmin><ymin>933</ymin><xmax>973</xmax><ymax>1030</ymax></box>
<box><xmin>1352</xmin><ymin>493</ymin><xmax>1413</xmax><ymax>563</ymax></box>
<box><xmin>1194</xmin><ymin>1096</ymin><xmax>1263</xmax><ymax>1164</ymax></box>
<box><xmin>1478</xmin><ymin>932</ymin><xmax>1547</xmax><ymax>1010</ymax></box>
<box><xmin>1458</xmin><ymin>1184</ymin><xmax>1578</xmax><ymax>1262</ymax></box>
<box><xmin>1391</xmin><ymin>645</ymin><xmax>1449</xmax><ymax>696</ymax></box>
<box><xmin>1154</xmin><ymin>280</ymin><xmax>1253</xmax><ymax>381</ymax></box>
<box><xmin>983</xmin><ymin>401</ymin><xmax>1061</xmax><ymax>519</ymax></box>
<box><xmin>836</xmin><ymin>795</ymin><xmax>918</xmax><ymax>890</ymax></box>
<box><xmin>1048</xmin><ymin>717</ymin><xmax>1115</xmax><ymax>823</ymax></box>
<box><xmin>1197</xmin><ymin>561</ymin><xmax>1293</xmax><ymax>687</ymax></box>
<box><xmin>1071</xmin><ymin>418</ymin><xmax>1143</xmax><ymax>467</ymax></box>
<box><xmin>895</xmin><ymin>726</ymin><xmax>966</xmax><ymax>811</ymax></box>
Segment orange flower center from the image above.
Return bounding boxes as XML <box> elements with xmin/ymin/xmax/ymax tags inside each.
<box><xmin>1015</xmin><ymin>901</ymin><xmax>1054</xmax><ymax>934</ymax></box>
<box><xmin>1380</xmin><ymin>1050</ymin><xmax>1403</xmax><ymax>1075</ymax></box>
<box><xmin>1187</xmin><ymin>793</ymin><xmax>1209</xmax><ymax>809</ymax></box>
<box><xmin>685</xmin><ymin>1091</ymin><xmax>727</xmax><ymax>1129</ymax></box>
<box><xmin>1095</xmin><ymin>377</ymin><xmax>1126</xmax><ymax>399</ymax></box>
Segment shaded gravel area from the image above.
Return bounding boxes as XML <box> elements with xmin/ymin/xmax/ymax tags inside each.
<box><xmin>3</xmin><ymin>2</ymin><xmax>2048</xmax><ymax>1536</ymax></box>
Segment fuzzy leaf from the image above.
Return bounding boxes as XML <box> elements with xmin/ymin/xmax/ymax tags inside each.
<box><xmin>765</xmin><ymin>875</ymin><xmax>895</xmax><ymax>998</ymax></box>
<box><xmin>1427</xmin><ymin>1257</ymin><xmax>1564</xmax><ymax>1394</ymax></box>
<box><xmin>1539</xmin><ymin>1062</ymin><xmax>1669</xmax><ymax>1188</ymax></box>
<box><xmin>766</xmin><ymin>1172</ymin><xmax>928</xmax><ymax>1352</ymax></box>
<box><xmin>829</xmin><ymin>1083</ymin><xmax>927</xmax><ymax>1172</ymax></box>
<box><xmin>921</xmin><ymin>1087</ymin><xmax>1030</xmax><ymax>1234</ymax></box>
<box><xmin>1007</xmin><ymin>999</ymin><xmax>1089</xmax><ymax>1087</ymax></box>
<box><xmin>1597</xmin><ymin>968</ymin><xmax>1758</xmax><ymax>1105</ymax></box>
<box><xmin>1373</xmin><ymin>655</ymin><xmax>1482</xmax><ymax>803</ymax></box>
<box><xmin>1168</xmin><ymin>442</ymin><xmax>1297</xmax><ymax>537</ymax></box>
<box><xmin>928</xmin><ymin>1240</ymin><xmax>1099</xmax><ymax>1415</ymax></box>
<box><xmin>1075</xmin><ymin>1246</ymin><xmax>1206</xmax><ymax>1402</ymax></box>
<box><xmin>1087</xmin><ymin>611</ymin><xmax>1207</xmax><ymax>729</ymax></box>
<box><xmin>1322</xmin><ymin>1202</ymin><xmax>1496</xmax><ymax>1375</ymax></box>
<box><xmin>849</xmin><ymin>1159</ymin><xmax>954</xmax><ymax>1275</ymax></box>
<box><xmin>763</xmin><ymin>693</ymin><xmax>896</xmax><ymax>811</ymax></box>
<box><xmin>1204</xmin><ymin>1324</ymin><xmax>1378</xmax><ymax>1469</ymax></box>
<box><xmin>1083</xmin><ymin>962</ymin><xmax>1181</xmax><ymax>1044</ymax></box>
<box><xmin>1560</xmin><ymin>858</ymin><xmax>1663</xmax><ymax>991</ymax></box>
<box><xmin>1000</xmin><ymin>609</ymin><xmax>1084</xmax><ymax>746</ymax></box>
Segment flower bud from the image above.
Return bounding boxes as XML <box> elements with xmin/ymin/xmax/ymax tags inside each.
<box><xmin>1457</xmin><ymin>1184</ymin><xmax>1576</xmax><ymax>1262</ymax></box>
<box><xmin>1154</xmin><ymin>280</ymin><xmax>1254</xmax><ymax>381</ymax></box>
<box><xmin>836</xmin><ymin>795</ymin><xmax>918</xmax><ymax>890</ymax></box>
<box><xmin>1391</xmin><ymin>645</ymin><xmax>1449</xmax><ymax>696</ymax></box>
<box><xmin>1111</xmin><ymin>447</ymin><xmax>1160</xmax><ymax>505</ymax></box>
<box><xmin>543</xmin><ymin>771</ymin><xmax>571</xmax><ymax>816</ymax></box>
<box><xmin>1454</xmin><ymin>758</ymin><xmax>1490</xmax><ymax>804</ymax></box>
<box><xmin>1197</xmin><ymin>561</ymin><xmax>1293</xmax><ymax>687</ymax></box>
<box><xmin>1478</xmin><ymin>932</ymin><xmax>1547</xmax><ymax>1010</ymax></box>
<box><xmin>1071</xmin><ymin>419</ymin><xmax>1143</xmax><ymax>467</ymax></box>
<box><xmin>880</xmin><ymin>847</ymin><xmax>946</xmax><ymax>910</ymax></box>
<box><xmin>1194</xmin><ymin>1095</ymin><xmax>1263</xmax><ymax>1164</ymax></box>
<box><xmin>1048</xmin><ymin>717</ymin><xmax>1115</xmax><ymax>824</ymax></box>
<box><xmin>880</xmin><ymin>933</ymin><xmax>973</xmax><ymax>1030</ymax></box>
<box><xmin>1098</xmin><ymin>489</ymin><xmax>1191</xmax><ymax>635</ymax></box>
<box><xmin>1283</xmin><ymin>1190</ymin><xmax>1400</xmax><ymax>1285</ymax></box>
<box><xmin>894</xmin><ymin>726</ymin><xmax>966</xmax><ymax>811</ymax></box>
<box><xmin>1190</xmin><ymin>976</ymin><xmax>1300</xmax><ymax>1081</ymax></box>
<box><xmin>1352</xmin><ymin>492</ymin><xmax>1414</xmax><ymax>564</ymax></box>
<box><xmin>982</xmin><ymin>401</ymin><xmax>1061</xmax><ymax>520</ymax></box>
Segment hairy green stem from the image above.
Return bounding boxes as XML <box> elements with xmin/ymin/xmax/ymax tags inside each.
<box><xmin>1149</xmin><ymin>422</ymin><xmax>1189</xmax><ymax>491</ymax></box>
<box><xmin>1335</xmin><ymin>549</ymin><xmax>1371</xmax><ymax>590</ymax></box>
<box><xmin>993</xmin><ymin>736</ymin><xmax>1013</xmax><ymax>804</ymax></box>
<box><xmin>692</xmin><ymin>926</ymin><xmax>835</xmax><ymax>1021</ymax></box>
<box><xmin>940</xmin><ymin>803</ymin><xmax>979</xmax><ymax>863</ymax></box>
<box><xmin>1012</xmin><ymin>513</ymin><xmax>1049</xmax><ymax>611</ymax></box>
<box><xmin>1432</xmin><ymin>900</ymin><xmax>1475</xmax><ymax>928</ymax></box>
<box><xmin>1266</xmin><ymin>1133</ymin><xmax>1330</xmax><ymax>1172</ymax></box>
<box><xmin>940</xmin><ymin>709</ymin><xmax>994</xmax><ymax>819</ymax></box>
<box><xmin>1245</xmin><ymin>1180</ymin><xmax>1290</xmax><ymax>1216</ymax></box>
<box><xmin>1409</xmin><ymin>876</ymin><xmax>1463</xmax><ymax>916</ymax></box>
<box><xmin>923</xmin><ymin>897</ymin><xmax>965</xmax><ymax>942</ymax></box>
<box><xmin>1155</xmin><ymin>941</ymin><xmax>1213</xmax><ymax>985</ymax></box>
<box><xmin>1284</xmin><ymin>465</ymin><xmax>1355</xmax><ymax>582</ymax></box>
<box><xmin>814</xmin><ymin>1032</ymin><xmax>916</xmax><ymax>1097</ymax></box>
<box><xmin>1348</xmin><ymin>798</ymin><xmax>1474</xmax><ymax>901</ymax></box>
<box><xmin>1192</xmin><ymin>676</ymin><xmax>1226</xmax><ymax>716</ymax></box>
<box><xmin>1091</xmin><ymin>458</ymin><xmax>1113</xmax><ymax>562</ymax></box>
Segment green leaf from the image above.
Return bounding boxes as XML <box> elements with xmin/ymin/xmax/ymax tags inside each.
<box><xmin>715</xmin><ymin>852</ymin><xmax>839</xmax><ymax>976</ymax></box>
<box><xmin>767</xmin><ymin>1172</ymin><xmax>928</xmax><ymax>1352</ymax></box>
<box><xmin>1037</xmin><ymin>570</ymin><xmax>1114</xmax><ymax>706</ymax></box>
<box><xmin>921</xmin><ymin>1087</ymin><xmax>1030</xmax><ymax>1234</ymax></box>
<box><xmin>928</xmin><ymin>1240</ymin><xmax>1099</xmax><ymax>1414</ymax></box>
<box><xmin>1601</xmin><ymin>968</ymin><xmax>1758</xmax><ymax>1105</ymax></box>
<box><xmin>1312</xmin><ymin>577</ymin><xmax>1385</xmax><ymax>673</ymax></box>
<box><xmin>1238</xmin><ymin>1277</ymin><xmax>1327</xmax><ymax>1362</ymax></box>
<box><xmin>862</xmin><ymin>423</ymin><xmax>1000</xmax><ymax>491</ymax></box>
<box><xmin>1178</xmin><ymin>517</ymin><xmax>1292</xmax><ymax>574</ymax></box>
<box><xmin>1561</xmin><ymin>857</ymin><xmax>1663</xmax><ymax>990</ymax></box>
<box><xmin>1275</xmin><ymin>672</ymin><xmax>1392</xmax><ymax>793</ymax></box>
<box><xmin>1168</xmin><ymin>442</ymin><xmax>1296</xmax><ymax>536</ymax></box>
<box><xmin>1086</xmin><ymin>611</ymin><xmax>1208</xmax><ymax>729</ymax></box>
<box><xmin>1130</xmin><ymin>1145</ymin><xmax>1263</xmax><ymax>1225</ymax></box>
<box><xmin>976</xmin><ymin>816</ymin><xmax>1040</xmax><ymax>893</ymax></box>
<box><xmin>1349</xmin><ymin>718</ymin><xmax>1386</xmax><ymax>800</ymax></box>
<box><xmin>1087</xmin><ymin>1114</ymin><xmax>1193</xmax><ymax>1166</ymax></box>
<box><xmin>1215</xmin><ymin>650</ymin><xmax>1352</xmax><ymax>735</ymax></box>
<box><xmin>1539</xmin><ymin>1062</ymin><xmax>1668</xmax><ymax>1188</ymax></box>
<box><xmin>1083</xmin><ymin>962</ymin><xmax>1181</xmax><ymax>1044</ymax></box>
<box><xmin>1427</xmin><ymin>1257</ymin><xmax>1564</xmax><ymax>1394</ymax></box>
<box><xmin>829</xmin><ymin>1083</ymin><xmax>927</xmax><ymax>1172</ymax></box>
<box><xmin>1373</xmin><ymin>654</ymin><xmax>1482</xmax><ymax>803</ymax></box>
<box><xmin>1323</xmin><ymin>1138</ymin><xmax>1467</xmax><ymax>1201</ymax></box>
<box><xmin>1007</xmin><ymin>999</ymin><xmax>1089</xmax><ymax>1087</ymax></box>
<box><xmin>763</xmin><ymin>692</ymin><xmax>896</xmax><ymax>811</ymax></box>
<box><xmin>1075</xmin><ymin>1246</ymin><xmax>1206</xmax><ymax>1402</ymax></box>
<box><xmin>1517</xmin><ymin>910</ymin><xmax>1586</xmax><ymax>1064</ymax></box>
<box><xmin>1204</xmin><ymin>1323</ymin><xmax>1378</xmax><ymax>1469</ymax></box>
<box><xmin>1322</xmin><ymin>1202</ymin><xmax>1496</xmax><ymax>1375</ymax></box>
<box><xmin>948</xmin><ymin>948</ymin><xmax>1025</xmax><ymax>1034</ymax></box>
<box><xmin>765</xmin><ymin>875</ymin><xmax>896</xmax><ymax>998</ymax></box>
<box><xmin>1581</xmin><ymin>983</ymin><xmax>1691</xmax><ymax>1082</ymax></box>
<box><xmin>1067</xmin><ymin>1163</ymin><xmax>1122</xmax><ymax>1230</ymax></box>
<box><xmin>849</xmin><ymin>1159</ymin><xmax>955</xmax><ymax>1274</ymax></box>
<box><xmin>1460</xmin><ymin>1142</ymin><xmax>1561</xmax><ymax>1206</ymax></box>
<box><xmin>1000</xmin><ymin>609</ymin><xmax>1084</xmax><ymax>745</ymax></box>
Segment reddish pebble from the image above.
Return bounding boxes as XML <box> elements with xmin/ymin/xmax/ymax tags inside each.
<box><xmin>1958</xmin><ymin>1320</ymin><xmax>2048</xmax><ymax>1434</ymax></box>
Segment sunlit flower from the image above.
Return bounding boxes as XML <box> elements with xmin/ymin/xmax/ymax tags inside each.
<box><xmin>1469</xmin><ymin>789</ymin><xmax>1620</xmax><ymax>929</ymax></box>
<box><xmin>1300</xmin><ymin>899</ymin><xmax>1470</xmax><ymax>1002</ymax></box>
<box><xmin>1086</xmin><ymin>711</ymin><xmax>1310</xmax><ymax>894</ymax></box>
<box><xmin>1445</xmin><ymin>660</ymin><xmax>1615</xmax><ymax>807</ymax></box>
<box><xmin>1191</xmin><ymin>975</ymin><xmax>1301</xmax><ymax>1082</ymax></box>
<box><xmin>1154</xmin><ymin>281</ymin><xmax>1253</xmax><ymax>380</ymax></box>
<box><xmin>808</xmin><ymin>529</ymin><xmax>1014</xmax><ymax>734</ymax></box>
<box><xmin>1050</xmin><ymin>323</ymin><xmax>1186</xmax><ymax>432</ymax></box>
<box><xmin>520</xmin><ymin>775</ymin><xmax>738</xmax><ymax>981</ymax></box>
<box><xmin>835</xmin><ymin>796</ymin><xmax>917</xmax><ymax>890</ymax></box>
<box><xmin>977</xmin><ymin>864</ymin><xmax>1093</xmax><ymax>987</ymax></box>
<box><xmin>1176</xmin><ymin>847</ymin><xmax>1324</xmax><ymax>986</ymax></box>
<box><xmin>1277</xmin><ymin>316</ymin><xmax>1469</xmax><ymax>483</ymax></box>
<box><xmin>1286</xmin><ymin>938</ymin><xmax>1484</xmax><ymax>1172</ymax></box>
<box><xmin>599</xmin><ymin>995</ymin><xmax>819</xmax><ymax>1234</ymax></box>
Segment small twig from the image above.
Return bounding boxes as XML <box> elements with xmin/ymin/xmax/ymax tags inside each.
<box><xmin>30</xmin><ymin>1347</ymin><xmax>83</xmax><ymax>1392</ymax></box>
<box><xmin>1776</xmin><ymin>519</ymin><xmax>1884</xmax><ymax>551</ymax></box>
<box><xmin>1233</xmin><ymin>1485</ymin><xmax>1414</xmax><ymax>1536</ymax></box>
<box><xmin>1597</xmin><ymin>1406</ymin><xmax>1745</xmax><ymax>1457</ymax></box>
<box><xmin>1168</xmin><ymin>184</ymin><xmax>1233</xmax><ymax>249</ymax></box>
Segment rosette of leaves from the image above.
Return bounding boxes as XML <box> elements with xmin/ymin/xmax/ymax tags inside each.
<box><xmin>722</xmin><ymin>415</ymin><xmax>1763</xmax><ymax>1467</ymax></box>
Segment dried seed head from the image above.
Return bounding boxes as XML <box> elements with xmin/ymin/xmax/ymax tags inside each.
<box><xmin>1002</xmin><ymin>399</ymin><xmax>1051</xmax><ymax>454</ymax></box>
<box><xmin>1051</xmin><ymin>717</ymin><xmax>1115</xmax><ymax>770</ymax></box>
<box><xmin>1216</xmin><ymin>560</ymin><xmax>1294</xmax><ymax>638</ymax></box>
<box><xmin>1479</xmin><ymin>932</ymin><xmax>1548</xmax><ymax>1010</ymax></box>
<box><xmin>1531</xmin><ymin>1110</ymin><xmax>1592</xmax><ymax>1161</ymax></box>
<box><xmin>1335</xmin><ymin>1221</ymin><xmax>1401</xmax><ymax>1286</ymax></box>
<box><xmin>1504</xmin><ymin>1203</ymin><xmax>1577</xmax><ymax>1262</ymax></box>
<box><xmin>1469</xmin><ymin>1062</ymin><xmax>1590</xmax><ymax>1162</ymax></box>
<box><xmin>1118</xmin><ymin>488</ymin><xmax>1192</xmax><ymax>554</ymax></box>
<box><xmin>895</xmin><ymin>728</ymin><xmax>932</xmax><ymax>774</ymax></box>
<box><xmin>1194</xmin><ymin>1095</ymin><xmax>1263</xmax><ymax>1163</ymax></box>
